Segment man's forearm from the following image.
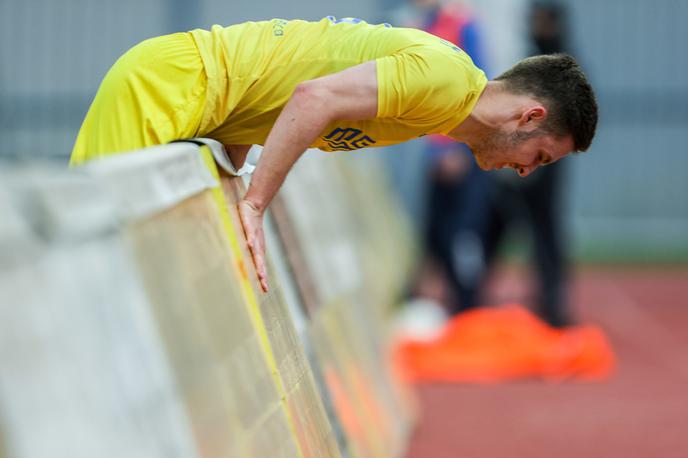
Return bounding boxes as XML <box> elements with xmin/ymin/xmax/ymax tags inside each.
<box><xmin>243</xmin><ymin>83</ymin><xmax>332</xmax><ymax>213</ymax></box>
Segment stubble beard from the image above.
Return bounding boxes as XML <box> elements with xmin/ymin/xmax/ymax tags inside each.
<box><xmin>472</xmin><ymin>129</ymin><xmax>542</xmax><ymax>170</ymax></box>
<box><xmin>471</xmin><ymin>129</ymin><xmax>513</xmax><ymax>170</ymax></box>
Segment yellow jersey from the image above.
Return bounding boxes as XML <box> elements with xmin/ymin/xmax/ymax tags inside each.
<box><xmin>190</xmin><ymin>17</ymin><xmax>487</xmax><ymax>151</ymax></box>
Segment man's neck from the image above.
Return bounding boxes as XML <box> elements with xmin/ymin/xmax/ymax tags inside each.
<box><xmin>448</xmin><ymin>81</ymin><xmax>534</xmax><ymax>147</ymax></box>
<box><xmin>447</xmin><ymin>81</ymin><xmax>502</xmax><ymax>148</ymax></box>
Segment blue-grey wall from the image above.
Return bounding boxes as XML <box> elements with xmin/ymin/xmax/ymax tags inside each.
<box><xmin>562</xmin><ymin>0</ymin><xmax>688</xmax><ymax>258</ymax></box>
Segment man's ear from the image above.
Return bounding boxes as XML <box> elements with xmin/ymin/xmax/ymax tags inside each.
<box><xmin>519</xmin><ymin>106</ymin><xmax>547</xmax><ymax>131</ymax></box>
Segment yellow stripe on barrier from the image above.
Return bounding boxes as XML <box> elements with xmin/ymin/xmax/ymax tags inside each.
<box><xmin>199</xmin><ymin>147</ymin><xmax>306</xmax><ymax>458</ymax></box>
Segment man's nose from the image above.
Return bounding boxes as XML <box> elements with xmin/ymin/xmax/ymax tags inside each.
<box><xmin>517</xmin><ymin>164</ymin><xmax>537</xmax><ymax>177</ymax></box>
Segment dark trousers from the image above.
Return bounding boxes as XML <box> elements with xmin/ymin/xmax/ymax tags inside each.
<box><xmin>425</xmin><ymin>165</ymin><xmax>492</xmax><ymax>314</ymax></box>
<box><xmin>425</xmin><ymin>162</ymin><xmax>569</xmax><ymax>326</ymax></box>
<box><xmin>482</xmin><ymin>162</ymin><xmax>570</xmax><ymax>326</ymax></box>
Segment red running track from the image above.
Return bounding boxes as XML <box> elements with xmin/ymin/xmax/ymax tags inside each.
<box><xmin>406</xmin><ymin>265</ymin><xmax>688</xmax><ymax>458</ymax></box>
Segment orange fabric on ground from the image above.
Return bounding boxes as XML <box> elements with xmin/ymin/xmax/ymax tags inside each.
<box><xmin>395</xmin><ymin>304</ymin><xmax>615</xmax><ymax>382</ymax></box>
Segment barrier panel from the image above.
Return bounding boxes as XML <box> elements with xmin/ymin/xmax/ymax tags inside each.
<box><xmin>274</xmin><ymin>152</ymin><xmax>417</xmax><ymax>458</ymax></box>
<box><xmin>0</xmin><ymin>144</ymin><xmax>415</xmax><ymax>457</ymax></box>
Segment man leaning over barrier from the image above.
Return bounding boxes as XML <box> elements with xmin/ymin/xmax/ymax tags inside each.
<box><xmin>71</xmin><ymin>17</ymin><xmax>598</xmax><ymax>292</ymax></box>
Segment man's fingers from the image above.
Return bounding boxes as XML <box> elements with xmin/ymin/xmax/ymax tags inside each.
<box><xmin>255</xmin><ymin>251</ymin><xmax>269</xmax><ymax>292</ymax></box>
<box><xmin>256</xmin><ymin>257</ymin><xmax>268</xmax><ymax>291</ymax></box>
<box><xmin>248</xmin><ymin>232</ymin><xmax>269</xmax><ymax>292</ymax></box>
<box><xmin>238</xmin><ymin>200</ymin><xmax>269</xmax><ymax>293</ymax></box>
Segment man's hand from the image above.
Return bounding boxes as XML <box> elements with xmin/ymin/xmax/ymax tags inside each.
<box><xmin>238</xmin><ymin>199</ymin><xmax>269</xmax><ymax>292</ymax></box>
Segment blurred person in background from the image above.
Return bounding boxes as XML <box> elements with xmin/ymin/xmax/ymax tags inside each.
<box><xmin>477</xmin><ymin>0</ymin><xmax>573</xmax><ymax>327</ymax></box>
<box><xmin>393</xmin><ymin>0</ymin><xmax>495</xmax><ymax>315</ymax></box>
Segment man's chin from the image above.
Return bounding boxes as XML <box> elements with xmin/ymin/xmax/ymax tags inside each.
<box><xmin>473</xmin><ymin>152</ymin><xmax>492</xmax><ymax>171</ymax></box>
<box><xmin>475</xmin><ymin>158</ymin><xmax>492</xmax><ymax>171</ymax></box>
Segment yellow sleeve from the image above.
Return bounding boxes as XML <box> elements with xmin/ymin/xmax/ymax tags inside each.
<box><xmin>376</xmin><ymin>46</ymin><xmax>486</xmax><ymax>132</ymax></box>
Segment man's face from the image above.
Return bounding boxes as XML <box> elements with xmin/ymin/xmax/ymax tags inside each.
<box><xmin>471</xmin><ymin>129</ymin><xmax>574</xmax><ymax>177</ymax></box>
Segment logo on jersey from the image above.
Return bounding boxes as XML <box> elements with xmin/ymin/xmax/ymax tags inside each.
<box><xmin>272</xmin><ymin>19</ymin><xmax>289</xmax><ymax>36</ymax></box>
<box><xmin>323</xmin><ymin>128</ymin><xmax>377</xmax><ymax>151</ymax></box>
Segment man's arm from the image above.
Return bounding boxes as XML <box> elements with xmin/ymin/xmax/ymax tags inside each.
<box><xmin>239</xmin><ymin>60</ymin><xmax>379</xmax><ymax>292</ymax></box>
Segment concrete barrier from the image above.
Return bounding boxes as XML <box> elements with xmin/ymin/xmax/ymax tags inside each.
<box><xmin>0</xmin><ymin>143</ymin><xmax>415</xmax><ymax>457</ymax></box>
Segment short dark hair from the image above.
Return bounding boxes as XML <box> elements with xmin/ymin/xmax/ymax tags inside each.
<box><xmin>495</xmin><ymin>54</ymin><xmax>598</xmax><ymax>152</ymax></box>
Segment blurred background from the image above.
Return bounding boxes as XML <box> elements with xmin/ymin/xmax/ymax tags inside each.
<box><xmin>2</xmin><ymin>0</ymin><xmax>688</xmax><ymax>456</ymax></box>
